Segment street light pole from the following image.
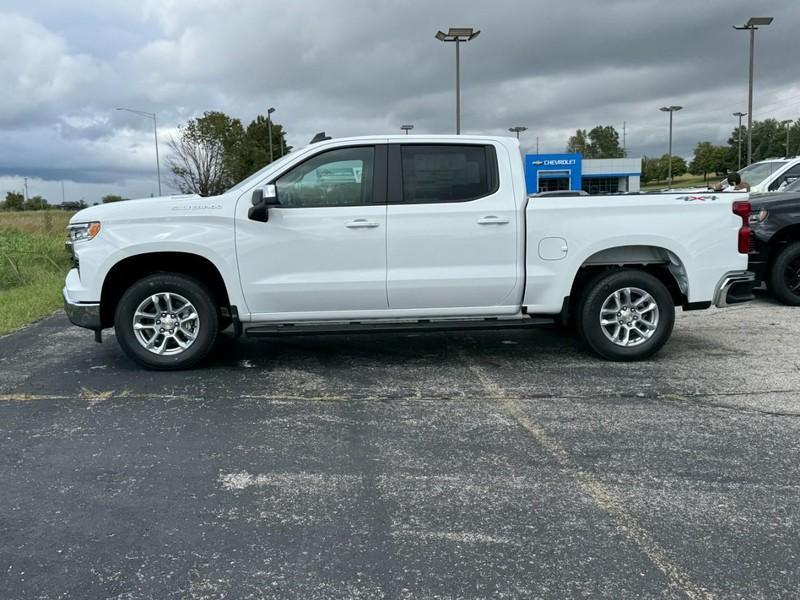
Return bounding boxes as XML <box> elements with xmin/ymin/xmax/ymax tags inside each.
<box><xmin>659</xmin><ymin>105</ymin><xmax>682</xmax><ymax>188</ymax></box>
<box><xmin>435</xmin><ymin>28</ymin><xmax>480</xmax><ymax>134</ymax></box>
<box><xmin>267</xmin><ymin>107</ymin><xmax>276</xmax><ymax>163</ymax></box>
<box><xmin>508</xmin><ymin>126</ymin><xmax>527</xmax><ymax>140</ymax></box>
<box><xmin>780</xmin><ymin>119</ymin><xmax>792</xmax><ymax>157</ymax></box>
<box><xmin>734</xmin><ymin>17</ymin><xmax>773</xmax><ymax>166</ymax></box>
<box><xmin>733</xmin><ymin>112</ymin><xmax>747</xmax><ymax>170</ymax></box>
<box><xmin>116</xmin><ymin>107</ymin><xmax>162</xmax><ymax>196</ymax></box>
<box><xmin>153</xmin><ymin>113</ymin><xmax>161</xmax><ymax>196</ymax></box>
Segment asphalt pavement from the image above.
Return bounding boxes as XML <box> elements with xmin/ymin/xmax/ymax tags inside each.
<box><xmin>1</xmin><ymin>294</ymin><xmax>799</xmax><ymax>599</ymax></box>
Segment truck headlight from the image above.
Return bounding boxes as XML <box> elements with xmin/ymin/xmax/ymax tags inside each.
<box><xmin>67</xmin><ymin>221</ymin><xmax>101</xmax><ymax>243</ymax></box>
<box><xmin>748</xmin><ymin>209</ymin><xmax>768</xmax><ymax>225</ymax></box>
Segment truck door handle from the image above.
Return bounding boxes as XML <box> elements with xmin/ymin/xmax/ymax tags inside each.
<box><xmin>477</xmin><ymin>216</ymin><xmax>510</xmax><ymax>225</ymax></box>
<box><xmin>345</xmin><ymin>219</ymin><xmax>380</xmax><ymax>229</ymax></box>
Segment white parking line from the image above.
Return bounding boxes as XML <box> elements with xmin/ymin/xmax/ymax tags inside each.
<box><xmin>464</xmin><ymin>359</ymin><xmax>716</xmax><ymax>600</ymax></box>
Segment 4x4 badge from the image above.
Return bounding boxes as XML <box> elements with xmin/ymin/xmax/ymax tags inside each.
<box><xmin>676</xmin><ymin>195</ymin><xmax>718</xmax><ymax>202</ymax></box>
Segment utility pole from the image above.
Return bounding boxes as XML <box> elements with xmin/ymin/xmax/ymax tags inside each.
<box><xmin>622</xmin><ymin>121</ymin><xmax>627</xmax><ymax>157</ymax></box>
<box><xmin>734</xmin><ymin>17</ymin><xmax>773</xmax><ymax>166</ymax></box>
<box><xmin>23</xmin><ymin>177</ymin><xmax>28</xmax><ymax>202</ymax></box>
<box><xmin>733</xmin><ymin>112</ymin><xmax>747</xmax><ymax>170</ymax></box>
<box><xmin>61</xmin><ymin>181</ymin><xmax>65</xmax><ymax>204</ymax></box>
<box><xmin>536</xmin><ymin>136</ymin><xmax>540</xmax><ymax>154</ymax></box>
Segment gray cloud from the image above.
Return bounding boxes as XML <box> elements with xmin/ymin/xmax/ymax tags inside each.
<box><xmin>1</xmin><ymin>0</ymin><xmax>799</xmax><ymax>203</ymax></box>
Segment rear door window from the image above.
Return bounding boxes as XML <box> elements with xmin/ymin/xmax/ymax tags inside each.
<box><xmin>400</xmin><ymin>145</ymin><xmax>497</xmax><ymax>203</ymax></box>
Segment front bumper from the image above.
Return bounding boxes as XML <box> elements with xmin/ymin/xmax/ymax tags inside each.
<box><xmin>63</xmin><ymin>288</ymin><xmax>101</xmax><ymax>330</ymax></box>
<box><xmin>713</xmin><ymin>271</ymin><xmax>756</xmax><ymax>308</ymax></box>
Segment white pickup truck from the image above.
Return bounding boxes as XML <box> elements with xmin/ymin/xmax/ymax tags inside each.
<box><xmin>64</xmin><ymin>135</ymin><xmax>755</xmax><ymax>369</ymax></box>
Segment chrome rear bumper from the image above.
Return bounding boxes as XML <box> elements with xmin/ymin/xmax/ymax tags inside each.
<box><xmin>713</xmin><ymin>271</ymin><xmax>756</xmax><ymax>308</ymax></box>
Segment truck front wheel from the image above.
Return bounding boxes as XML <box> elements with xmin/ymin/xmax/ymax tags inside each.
<box><xmin>576</xmin><ymin>270</ymin><xmax>675</xmax><ymax>361</ymax></box>
<box><xmin>767</xmin><ymin>242</ymin><xmax>800</xmax><ymax>306</ymax></box>
<box><xmin>114</xmin><ymin>273</ymin><xmax>219</xmax><ymax>370</ymax></box>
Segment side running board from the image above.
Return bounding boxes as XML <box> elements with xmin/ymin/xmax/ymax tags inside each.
<box><xmin>243</xmin><ymin>316</ymin><xmax>554</xmax><ymax>337</ymax></box>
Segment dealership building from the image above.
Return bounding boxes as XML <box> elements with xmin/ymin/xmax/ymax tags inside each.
<box><xmin>524</xmin><ymin>153</ymin><xmax>642</xmax><ymax>195</ymax></box>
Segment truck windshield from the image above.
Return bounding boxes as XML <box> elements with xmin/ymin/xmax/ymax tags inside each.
<box><xmin>737</xmin><ymin>161</ymin><xmax>788</xmax><ymax>186</ymax></box>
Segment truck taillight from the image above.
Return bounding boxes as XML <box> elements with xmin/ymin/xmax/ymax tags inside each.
<box><xmin>733</xmin><ymin>201</ymin><xmax>751</xmax><ymax>254</ymax></box>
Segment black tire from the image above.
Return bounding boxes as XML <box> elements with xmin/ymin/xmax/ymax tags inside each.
<box><xmin>114</xmin><ymin>273</ymin><xmax>219</xmax><ymax>370</ymax></box>
<box><xmin>767</xmin><ymin>242</ymin><xmax>800</xmax><ymax>306</ymax></box>
<box><xmin>575</xmin><ymin>269</ymin><xmax>675</xmax><ymax>361</ymax></box>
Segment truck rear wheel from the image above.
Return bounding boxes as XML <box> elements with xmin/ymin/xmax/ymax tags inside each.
<box><xmin>767</xmin><ymin>242</ymin><xmax>800</xmax><ymax>306</ymax></box>
<box><xmin>576</xmin><ymin>270</ymin><xmax>675</xmax><ymax>361</ymax></box>
<box><xmin>114</xmin><ymin>273</ymin><xmax>219</xmax><ymax>370</ymax></box>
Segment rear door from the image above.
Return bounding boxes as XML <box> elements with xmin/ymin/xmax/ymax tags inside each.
<box><xmin>386</xmin><ymin>143</ymin><xmax>520</xmax><ymax>311</ymax></box>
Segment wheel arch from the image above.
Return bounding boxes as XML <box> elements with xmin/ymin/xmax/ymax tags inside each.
<box><xmin>100</xmin><ymin>252</ymin><xmax>231</xmax><ymax>328</ymax></box>
<box><xmin>769</xmin><ymin>223</ymin><xmax>800</xmax><ymax>248</ymax></box>
<box><xmin>562</xmin><ymin>245</ymin><xmax>689</xmax><ymax>324</ymax></box>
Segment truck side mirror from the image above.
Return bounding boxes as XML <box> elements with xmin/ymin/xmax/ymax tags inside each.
<box><xmin>248</xmin><ymin>185</ymin><xmax>280</xmax><ymax>222</ymax></box>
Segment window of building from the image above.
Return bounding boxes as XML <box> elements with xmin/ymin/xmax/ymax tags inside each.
<box><xmin>401</xmin><ymin>145</ymin><xmax>496</xmax><ymax>203</ymax></box>
<box><xmin>538</xmin><ymin>173</ymin><xmax>571</xmax><ymax>192</ymax></box>
<box><xmin>274</xmin><ymin>146</ymin><xmax>374</xmax><ymax>207</ymax></box>
<box><xmin>582</xmin><ymin>177</ymin><xmax>620</xmax><ymax>195</ymax></box>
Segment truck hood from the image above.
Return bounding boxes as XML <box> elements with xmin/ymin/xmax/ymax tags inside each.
<box><xmin>69</xmin><ymin>194</ymin><xmax>209</xmax><ymax>223</ymax></box>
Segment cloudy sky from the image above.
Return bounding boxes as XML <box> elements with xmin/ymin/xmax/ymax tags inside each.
<box><xmin>2</xmin><ymin>0</ymin><xmax>799</xmax><ymax>204</ymax></box>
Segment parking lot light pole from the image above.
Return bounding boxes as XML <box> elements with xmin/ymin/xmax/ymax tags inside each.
<box><xmin>401</xmin><ymin>124</ymin><xmax>414</xmax><ymax>134</ymax></box>
<box><xmin>435</xmin><ymin>27</ymin><xmax>480</xmax><ymax>134</ymax></box>
<box><xmin>267</xmin><ymin>107</ymin><xmax>276</xmax><ymax>162</ymax></box>
<box><xmin>734</xmin><ymin>17</ymin><xmax>773</xmax><ymax>166</ymax></box>
<box><xmin>733</xmin><ymin>112</ymin><xmax>747</xmax><ymax>170</ymax></box>
<box><xmin>508</xmin><ymin>126</ymin><xmax>527</xmax><ymax>140</ymax></box>
<box><xmin>659</xmin><ymin>106</ymin><xmax>682</xmax><ymax>188</ymax></box>
<box><xmin>116</xmin><ymin>107</ymin><xmax>162</xmax><ymax>196</ymax></box>
<box><xmin>781</xmin><ymin>119</ymin><xmax>792</xmax><ymax>157</ymax></box>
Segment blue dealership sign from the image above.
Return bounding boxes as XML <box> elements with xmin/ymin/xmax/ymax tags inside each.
<box><xmin>525</xmin><ymin>153</ymin><xmax>583</xmax><ymax>193</ymax></box>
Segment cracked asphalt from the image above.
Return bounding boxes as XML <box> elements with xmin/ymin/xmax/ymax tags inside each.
<box><xmin>1</xmin><ymin>293</ymin><xmax>799</xmax><ymax>599</ymax></box>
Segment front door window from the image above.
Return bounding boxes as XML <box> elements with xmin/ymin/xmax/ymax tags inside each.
<box><xmin>274</xmin><ymin>146</ymin><xmax>375</xmax><ymax>207</ymax></box>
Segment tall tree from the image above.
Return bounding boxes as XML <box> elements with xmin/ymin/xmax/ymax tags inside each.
<box><xmin>167</xmin><ymin>111</ymin><xmax>246</xmax><ymax>196</ymax></box>
<box><xmin>566</xmin><ymin>129</ymin><xmax>590</xmax><ymax>155</ymax></box>
<box><xmin>663</xmin><ymin>154</ymin><xmax>687</xmax><ymax>179</ymax></box>
<box><xmin>728</xmin><ymin>118</ymin><xmax>800</xmax><ymax>163</ymax></box>
<box><xmin>24</xmin><ymin>195</ymin><xmax>48</xmax><ymax>211</ymax></box>
<box><xmin>566</xmin><ymin>126</ymin><xmax>623</xmax><ymax>158</ymax></box>
<box><xmin>689</xmin><ymin>142</ymin><xmax>717</xmax><ymax>183</ymax></box>
<box><xmin>641</xmin><ymin>155</ymin><xmax>687</xmax><ymax>184</ymax></box>
<box><xmin>640</xmin><ymin>156</ymin><xmax>656</xmax><ymax>184</ymax></box>
<box><xmin>236</xmin><ymin>115</ymin><xmax>291</xmax><ymax>182</ymax></box>
<box><xmin>587</xmin><ymin>125</ymin><xmax>624</xmax><ymax>158</ymax></box>
<box><xmin>3</xmin><ymin>191</ymin><xmax>24</xmax><ymax>211</ymax></box>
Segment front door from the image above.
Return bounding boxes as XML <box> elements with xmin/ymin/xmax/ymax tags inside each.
<box><xmin>386</xmin><ymin>143</ymin><xmax>520</xmax><ymax>311</ymax></box>
<box><xmin>236</xmin><ymin>144</ymin><xmax>388</xmax><ymax>318</ymax></box>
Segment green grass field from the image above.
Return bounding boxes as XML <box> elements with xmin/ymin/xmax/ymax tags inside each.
<box><xmin>641</xmin><ymin>174</ymin><xmax>712</xmax><ymax>191</ymax></box>
<box><xmin>0</xmin><ymin>211</ymin><xmax>74</xmax><ymax>335</ymax></box>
